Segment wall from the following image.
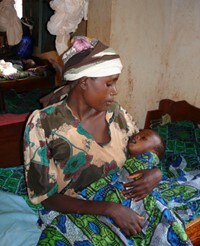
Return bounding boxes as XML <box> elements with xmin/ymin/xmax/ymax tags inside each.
<box><xmin>87</xmin><ymin>0</ymin><xmax>112</xmax><ymax>45</ymax></box>
<box><xmin>87</xmin><ymin>0</ymin><xmax>200</xmax><ymax>128</ymax></box>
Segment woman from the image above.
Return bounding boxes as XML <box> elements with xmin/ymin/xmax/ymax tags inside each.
<box><xmin>24</xmin><ymin>36</ymin><xmax>191</xmax><ymax>245</ymax></box>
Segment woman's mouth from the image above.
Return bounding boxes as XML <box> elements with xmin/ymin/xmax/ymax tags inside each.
<box><xmin>106</xmin><ymin>100</ymin><xmax>113</xmax><ymax>105</ymax></box>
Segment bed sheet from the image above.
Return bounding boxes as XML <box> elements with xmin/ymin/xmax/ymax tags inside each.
<box><xmin>0</xmin><ymin>190</ymin><xmax>41</xmax><ymax>246</ymax></box>
<box><xmin>151</xmin><ymin>120</ymin><xmax>200</xmax><ymax>223</ymax></box>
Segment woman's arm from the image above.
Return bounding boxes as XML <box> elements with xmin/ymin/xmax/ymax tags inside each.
<box><xmin>122</xmin><ymin>167</ymin><xmax>162</xmax><ymax>201</ymax></box>
<box><xmin>42</xmin><ymin>192</ymin><xmax>114</xmax><ymax>215</ymax></box>
<box><xmin>42</xmin><ymin>193</ymin><xmax>144</xmax><ymax>236</ymax></box>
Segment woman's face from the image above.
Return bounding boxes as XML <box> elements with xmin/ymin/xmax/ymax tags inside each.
<box><xmin>83</xmin><ymin>74</ymin><xmax>119</xmax><ymax>111</ymax></box>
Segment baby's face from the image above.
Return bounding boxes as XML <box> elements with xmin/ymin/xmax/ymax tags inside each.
<box><xmin>128</xmin><ymin>129</ymin><xmax>159</xmax><ymax>157</ymax></box>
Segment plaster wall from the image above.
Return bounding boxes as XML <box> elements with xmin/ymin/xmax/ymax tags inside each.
<box><xmin>88</xmin><ymin>0</ymin><xmax>200</xmax><ymax>128</ymax></box>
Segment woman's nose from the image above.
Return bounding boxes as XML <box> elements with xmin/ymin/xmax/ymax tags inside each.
<box><xmin>111</xmin><ymin>85</ymin><xmax>118</xmax><ymax>96</ymax></box>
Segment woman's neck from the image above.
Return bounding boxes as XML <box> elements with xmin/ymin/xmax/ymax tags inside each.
<box><xmin>67</xmin><ymin>92</ymin><xmax>98</xmax><ymax>121</ymax></box>
<box><xmin>67</xmin><ymin>88</ymin><xmax>109</xmax><ymax>144</ymax></box>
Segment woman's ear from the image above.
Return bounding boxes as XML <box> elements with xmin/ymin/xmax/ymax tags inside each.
<box><xmin>79</xmin><ymin>77</ymin><xmax>88</xmax><ymax>90</ymax></box>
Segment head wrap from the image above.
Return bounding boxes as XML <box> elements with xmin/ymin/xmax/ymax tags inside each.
<box><xmin>62</xmin><ymin>36</ymin><xmax>123</xmax><ymax>80</ymax></box>
<box><xmin>40</xmin><ymin>36</ymin><xmax>123</xmax><ymax>107</ymax></box>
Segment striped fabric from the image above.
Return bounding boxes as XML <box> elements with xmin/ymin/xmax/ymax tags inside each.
<box><xmin>62</xmin><ymin>36</ymin><xmax>123</xmax><ymax>81</ymax></box>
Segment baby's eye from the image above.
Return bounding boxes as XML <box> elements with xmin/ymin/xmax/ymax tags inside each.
<box><xmin>141</xmin><ymin>136</ymin><xmax>147</xmax><ymax>140</ymax></box>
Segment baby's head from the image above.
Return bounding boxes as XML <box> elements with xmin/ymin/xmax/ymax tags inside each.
<box><xmin>128</xmin><ymin>129</ymin><xmax>165</xmax><ymax>159</ymax></box>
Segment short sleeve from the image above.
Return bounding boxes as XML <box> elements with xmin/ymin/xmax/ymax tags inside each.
<box><xmin>116</xmin><ymin>105</ymin><xmax>139</xmax><ymax>137</ymax></box>
<box><xmin>24</xmin><ymin>110</ymin><xmax>58</xmax><ymax>204</ymax></box>
<box><xmin>122</xmin><ymin>107</ymin><xmax>139</xmax><ymax>136</ymax></box>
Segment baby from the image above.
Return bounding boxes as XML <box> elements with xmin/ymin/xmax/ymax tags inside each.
<box><xmin>79</xmin><ymin>129</ymin><xmax>165</xmax><ymax>201</ymax></box>
<box><xmin>120</xmin><ymin>129</ymin><xmax>165</xmax><ymax>199</ymax></box>
<box><xmin>77</xmin><ymin>129</ymin><xmax>165</xmax><ymax>233</ymax></box>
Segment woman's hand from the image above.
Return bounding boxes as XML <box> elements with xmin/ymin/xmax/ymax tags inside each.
<box><xmin>108</xmin><ymin>203</ymin><xmax>144</xmax><ymax>236</ymax></box>
<box><xmin>43</xmin><ymin>193</ymin><xmax>144</xmax><ymax>237</ymax></box>
<box><xmin>122</xmin><ymin>168</ymin><xmax>162</xmax><ymax>201</ymax></box>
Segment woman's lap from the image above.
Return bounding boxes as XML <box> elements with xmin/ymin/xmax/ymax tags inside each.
<box><xmin>37</xmin><ymin>157</ymin><xmax>192</xmax><ymax>245</ymax></box>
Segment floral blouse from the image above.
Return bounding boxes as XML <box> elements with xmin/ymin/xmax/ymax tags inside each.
<box><xmin>24</xmin><ymin>100</ymin><xmax>138</xmax><ymax>204</ymax></box>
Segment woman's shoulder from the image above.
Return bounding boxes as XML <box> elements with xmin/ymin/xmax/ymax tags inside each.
<box><xmin>107</xmin><ymin>101</ymin><xmax>127</xmax><ymax>114</ymax></box>
<box><xmin>107</xmin><ymin>102</ymin><xmax>139</xmax><ymax>134</ymax></box>
<box><xmin>107</xmin><ymin>102</ymin><xmax>125</xmax><ymax>122</ymax></box>
<box><xmin>27</xmin><ymin>100</ymin><xmax>68</xmax><ymax>125</ymax></box>
<box><xmin>108</xmin><ymin>102</ymin><xmax>131</xmax><ymax>126</ymax></box>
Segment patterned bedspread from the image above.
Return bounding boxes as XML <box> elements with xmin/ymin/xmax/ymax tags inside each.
<box><xmin>152</xmin><ymin>120</ymin><xmax>200</xmax><ymax>223</ymax></box>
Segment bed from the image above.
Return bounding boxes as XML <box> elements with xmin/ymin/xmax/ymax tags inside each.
<box><xmin>144</xmin><ymin>99</ymin><xmax>200</xmax><ymax>246</ymax></box>
<box><xmin>0</xmin><ymin>57</ymin><xmax>56</xmax><ymax>113</ymax></box>
<box><xmin>0</xmin><ymin>99</ymin><xmax>199</xmax><ymax>245</ymax></box>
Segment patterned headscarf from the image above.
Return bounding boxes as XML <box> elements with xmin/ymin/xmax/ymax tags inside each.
<box><xmin>40</xmin><ymin>36</ymin><xmax>123</xmax><ymax>107</ymax></box>
<box><xmin>62</xmin><ymin>36</ymin><xmax>123</xmax><ymax>80</ymax></box>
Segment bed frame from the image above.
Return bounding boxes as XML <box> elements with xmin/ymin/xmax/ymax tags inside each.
<box><xmin>144</xmin><ymin>99</ymin><xmax>200</xmax><ymax>129</ymax></box>
<box><xmin>0</xmin><ymin>76</ymin><xmax>55</xmax><ymax>167</ymax></box>
<box><xmin>0</xmin><ymin>53</ymin><xmax>58</xmax><ymax>167</ymax></box>
<box><xmin>144</xmin><ymin>99</ymin><xmax>200</xmax><ymax>246</ymax></box>
<box><xmin>0</xmin><ymin>114</ymin><xmax>29</xmax><ymax>167</ymax></box>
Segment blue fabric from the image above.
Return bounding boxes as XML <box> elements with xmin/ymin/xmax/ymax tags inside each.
<box><xmin>0</xmin><ymin>190</ymin><xmax>41</xmax><ymax>246</ymax></box>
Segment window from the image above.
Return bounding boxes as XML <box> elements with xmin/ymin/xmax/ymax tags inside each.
<box><xmin>14</xmin><ymin>0</ymin><xmax>23</xmax><ymax>18</ymax></box>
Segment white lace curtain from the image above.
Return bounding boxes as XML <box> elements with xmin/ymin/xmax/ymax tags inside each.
<box><xmin>0</xmin><ymin>0</ymin><xmax>22</xmax><ymax>45</ymax></box>
<box><xmin>47</xmin><ymin>0</ymin><xmax>89</xmax><ymax>55</ymax></box>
